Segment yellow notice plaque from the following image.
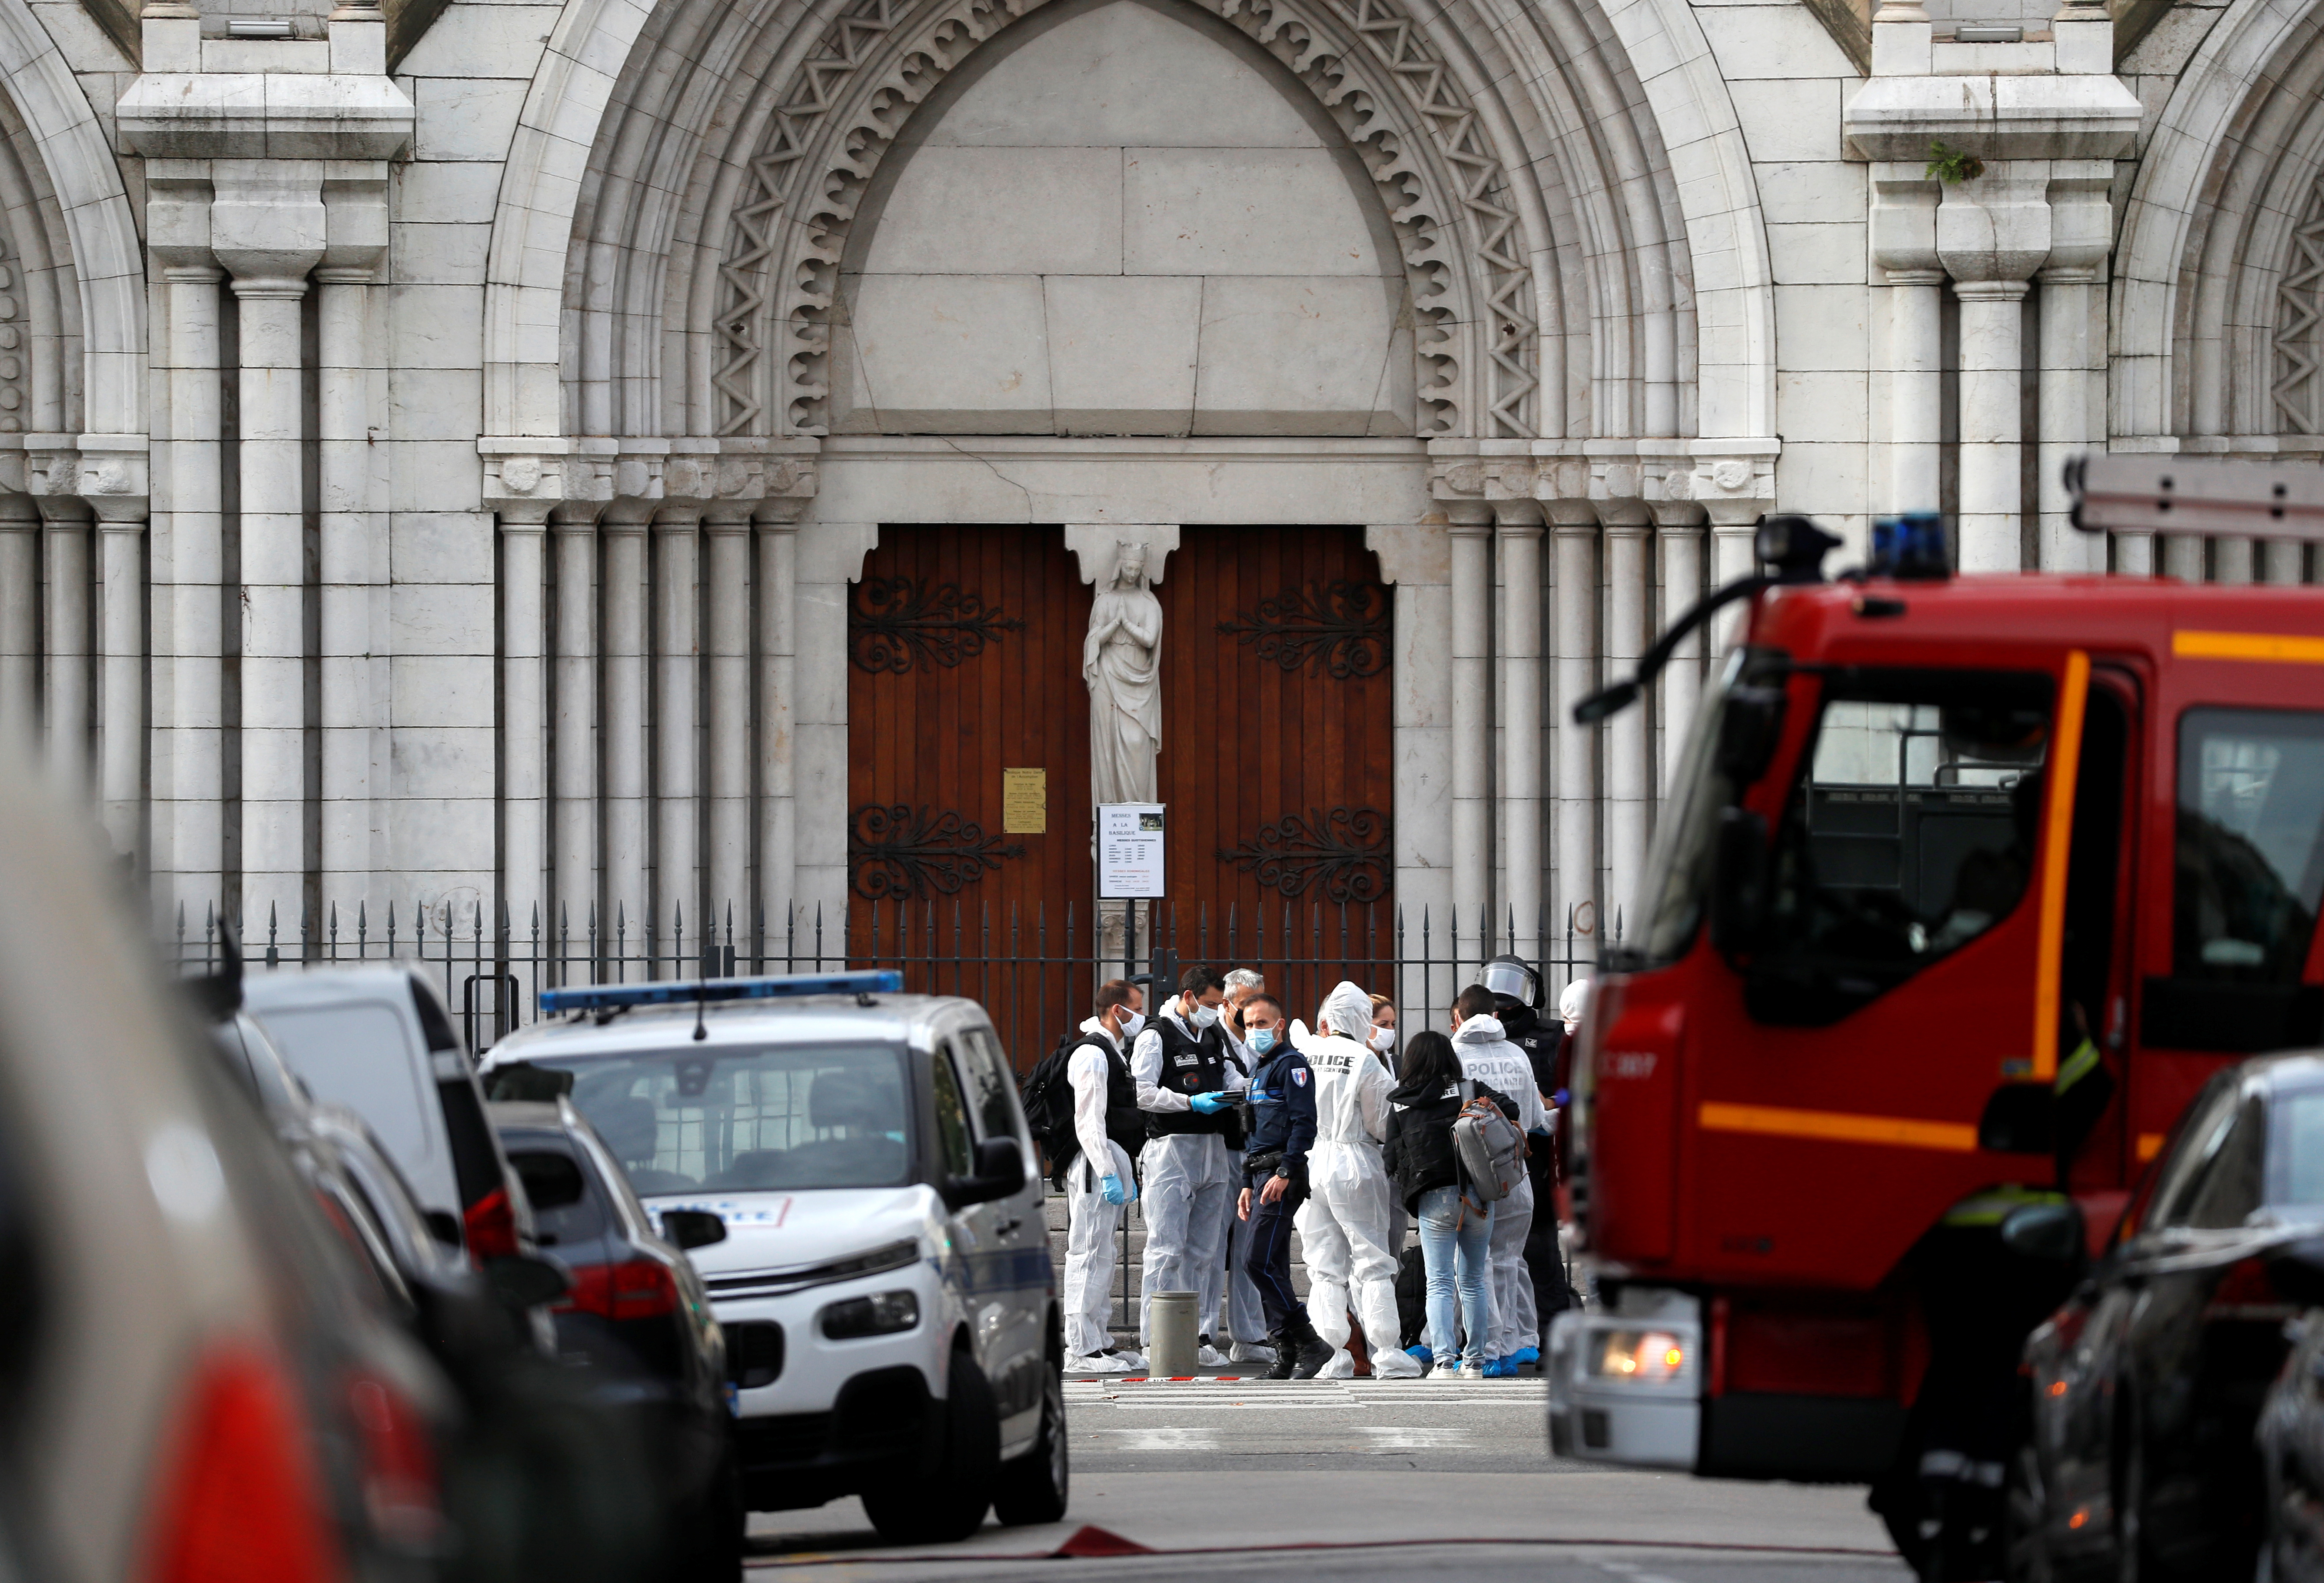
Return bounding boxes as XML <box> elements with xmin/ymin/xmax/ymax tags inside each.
<box><xmin>1002</xmin><ymin>768</ymin><xmax>1047</xmax><ymax>834</ymax></box>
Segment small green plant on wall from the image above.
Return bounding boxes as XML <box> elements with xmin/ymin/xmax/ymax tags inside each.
<box><xmin>1926</xmin><ymin>141</ymin><xmax>1986</xmax><ymax>184</ymax></box>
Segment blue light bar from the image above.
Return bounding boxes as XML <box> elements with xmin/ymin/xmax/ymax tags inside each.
<box><xmin>539</xmin><ymin>969</ymin><xmax>903</xmax><ymax>1015</ymax></box>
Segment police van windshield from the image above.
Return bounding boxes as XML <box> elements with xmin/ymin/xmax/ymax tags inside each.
<box><xmin>533</xmin><ymin>1043</ymin><xmax>912</xmax><ymax>1195</ymax></box>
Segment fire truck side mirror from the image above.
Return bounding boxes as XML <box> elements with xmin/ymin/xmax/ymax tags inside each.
<box><xmin>1714</xmin><ymin>685</ymin><xmax>1788</xmax><ymax>785</ymax></box>
<box><xmin>1709</xmin><ymin>807</ymin><xmax>1770</xmax><ymax>955</ymax></box>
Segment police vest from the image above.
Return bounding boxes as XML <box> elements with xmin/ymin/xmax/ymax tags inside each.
<box><xmin>1147</xmin><ymin>1015</ymin><xmax>1238</xmax><ymax>1141</ymax></box>
<box><xmin>1096</xmin><ymin>1038</ymin><xmax>1146</xmax><ymax>1159</ymax></box>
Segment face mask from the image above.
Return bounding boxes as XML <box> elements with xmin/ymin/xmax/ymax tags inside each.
<box><xmin>1191</xmin><ymin>1002</ymin><xmax>1222</xmax><ymax>1029</ymax></box>
<box><xmin>1369</xmin><ymin>1027</ymin><xmax>1395</xmax><ymax>1054</ymax></box>
<box><xmin>1119</xmin><ymin>1009</ymin><xmax>1146</xmax><ymax>1039</ymax></box>
<box><xmin>1248</xmin><ymin>1028</ymin><xmax>1277</xmax><ymax>1055</ymax></box>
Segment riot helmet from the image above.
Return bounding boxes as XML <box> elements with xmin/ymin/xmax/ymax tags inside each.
<box><xmin>1479</xmin><ymin>954</ymin><xmax>1543</xmax><ymax>1011</ymax></box>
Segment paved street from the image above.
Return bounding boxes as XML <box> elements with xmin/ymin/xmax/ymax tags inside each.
<box><xmin>742</xmin><ymin>1375</ymin><xmax>1907</xmax><ymax>1579</ymax></box>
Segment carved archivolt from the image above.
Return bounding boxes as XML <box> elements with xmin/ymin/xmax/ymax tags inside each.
<box><xmin>707</xmin><ymin>0</ymin><xmax>1538</xmax><ymax>441</ymax></box>
<box><xmin>2274</xmin><ymin>178</ymin><xmax>2324</xmax><ymax>436</ymax></box>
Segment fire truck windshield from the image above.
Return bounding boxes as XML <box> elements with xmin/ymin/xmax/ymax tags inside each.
<box><xmin>1635</xmin><ymin>649</ymin><xmax>1739</xmax><ymax>963</ymax></box>
<box><xmin>1752</xmin><ymin>668</ymin><xmax>2055</xmax><ymax>1022</ymax></box>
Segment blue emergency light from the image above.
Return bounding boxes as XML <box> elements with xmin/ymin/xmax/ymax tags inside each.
<box><xmin>1870</xmin><ymin>512</ymin><xmax>1950</xmax><ymax>579</ymax></box>
<box><xmin>538</xmin><ymin>968</ymin><xmax>903</xmax><ymax>1015</ymax></box>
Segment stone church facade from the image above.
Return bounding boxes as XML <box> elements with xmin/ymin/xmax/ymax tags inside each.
<box><xmin>0</xmin><ymin>0</ymin><xmax>2306</xmax><ymax>967</ymax></box>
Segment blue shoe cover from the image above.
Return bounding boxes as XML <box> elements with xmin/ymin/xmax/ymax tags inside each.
<box><xmin>1404</xmin><ymin>1344</ymin><xmax>1433</xmax><ymax>1365</ymax></box>
<box><xmin>1513</xmin><ymin>1346</ymin><xmax>1540</xmax><ymax>1367</ymax></box>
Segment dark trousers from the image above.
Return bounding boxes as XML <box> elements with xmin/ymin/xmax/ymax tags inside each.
<box><xmin>1242</xmin><ymin>1171</ymin><xmax>1310</xmax><ymax>1336</ymax></box>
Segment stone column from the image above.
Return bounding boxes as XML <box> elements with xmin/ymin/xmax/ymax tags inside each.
<box><xmin>98</xmin><ymin>511</ymin><xmax>146</xmax><ymax>857</ymax></box>
<box><xmin>41</xmin><ymin>501</ymin><xmax>90</xmax><ymax>792</ymax></box>
<box><xmin>2264</xmin><ymin>539</ymin><xmax>2305</xmax><ymax>585</ymax></box>
<box><xmin>1938</xmin><ymin>171</ymin><xmax>2050</xmax><ymax>573</ymax></box>
<box><xmin>317</xmin><ymin>267</ymin><xmax>375</xmax><ymax>901</ymax></box>
<box><xmin>552</xmin><ymin>504</ymin><xmax>600</xmax><ymax>957</ymax></box>
<box><xmin>602</xmin><ymin>510</ymin><xmax>651</xmax><ymax>948</ymax></box>
<box><xmin>2038</xmin><ymin>166</ymin><xmax>2112</xmax><ymax>573</ymax></box>
<box><xmin>1707</xmin><ymin>497</ymin><xmax>1762</xmax><ymax>652</ymax></box>
<box><xmin>1448</xmin><ymin>513</ymin><xmax>1493</xmax><ymax>967</ymax></box>
<box><xmin>233</xmin><ymin>268</ymin><xmax>313</xmax><ymax>927</ymax></box>
<box><xmin>159</xmin><ymin>263</ymin><xmax>224</xmax><ymax>907</ymax></box>
<box><xmin>1496</xmin><ymin>503</ymin><xmax>1543</xmax><ymax>960</ymax></box>
<box><xmin>500</xmin><ymin>506</ymin><xmax>549</xmax><ymax>945</ymax></box>
<box><xmin>1872</xmin><ymin>169</ymin><xmax>1944</xmax><ymax>515</ymax></box>
<box><xmin>1600</xmin><ymin>501</ymin><xmax>1651</xmax><ymax>938</ymax></box>
<box><xmin>654</xmin><ymin>509</ymin><xmax>701</xmax><ymax>958</ymax></box>
<box><xmin>0</xmin><ymin>494</ymin><xmax>35</xmax><ymax>741</ymax></box>
<box><xmin>1652</xmin><ymin>500</ymin><xmax>1707</xmax><ymax>788</ymax></box>
<box><xmin>756</xmin><ymin>506</ymin><xmax>801</xmax><ymax>948</ymax></box>
<box><xmin>1549</xmin><ymin>502</ymin><xmax>1599</xmax><ymax>951</ymax></box>
<box><xmin>705</xmin><ymin>508</ymin><xmax>752</xmax><ymax>944</ymax></box>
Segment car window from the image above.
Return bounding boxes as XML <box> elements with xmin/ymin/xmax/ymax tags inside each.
<box><xmin>954</xmin><ymin>1030</ymin><xmax>1021</xmax><ymax>1143</ymax></box>
<box><xmin>2181</xmin><ymin>1097</ymin><xmax>2264</xmax><ymax>1229</ymax></box>
<box><xmin>2272</xmin><ymin>1087</ymin><xmax>2324</xmax><ymax>1209</ymax></box>
<box><xmin>1759</xmin><ymin>670</ymin><xmax>2055</xmax><ymax>1016</ymax></box>
<box><xmin>544</xmin><ymin>1042</ymin><xmax>912</xmax><ymax>1194</ymax></box>
<box><xmin>2175</xmin><ymin>708</ymin><xmax>2324</xmax><ymax>983</ymax></box>
<box><xmin>2147</xmin><ymin>1083</ymin><xmax>2243</xmax><ymax>1230</ymax></box>
<box><xmin>261</xmin><ymin>1002</ymin><xmax>435</xmax><ymax>1174</ymax></box>
<box><xmin>930</xmin><ymin>1048</ymin><xmax>974</xmax><ymax>1178</ymax></box>
<box><xmin>508</xmin><ymin>1146</ymin><xmax>608</xmax><ymax>1248</ymax></box>
<box><xmin>236</xmin><ymin>1017</ymin><xmax>305</xmax><ymax>1113</ymax></box>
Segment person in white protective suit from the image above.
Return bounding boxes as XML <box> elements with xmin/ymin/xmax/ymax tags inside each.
<box><xmin>1287</xmin><ymin>981</ymin><xmax>1426</xmax><ymax>1380</ymax></box>
<box><xmin>1450</xmin><ymin>982</ymin><xmax>1552</xmax><ymax>1375</ymax></box>
<box><xmin>1063</xmin><ymin>979</ymin><xmax>1150</xmax><ymax>1372</ymax></box>
<box><xmin>1203</xmin><ymin>969</ymin><xmax>1273</xmax><ymax>1367</ymax></box>
<box><xmin>1130</xmin><ymin>964</ymin><xmax>1245</xmax><ymax>1352</ymax></box>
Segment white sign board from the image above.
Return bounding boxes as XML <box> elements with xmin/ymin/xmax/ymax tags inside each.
<box><xmin>1097</xmin><ymin>803</ymin><xmax>1167</xmax><ymax>899</ymax></box>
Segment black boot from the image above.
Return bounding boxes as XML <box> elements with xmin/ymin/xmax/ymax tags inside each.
<box><xmin>1264</xmin><ymin>1330</ymin><xmax>1298</xmax><ymax>1381</ymax></box>
<box><xmin>1290</xmin><ymin>1320</ymin><xmax>1335</xmax><ymax>1380</ymax></box>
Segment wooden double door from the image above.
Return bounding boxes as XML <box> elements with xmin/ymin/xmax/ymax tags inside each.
<box><xmin>846</xmin><ymin>524</ymin><xmax>1392</xmax><ymax>1064</ymax></box>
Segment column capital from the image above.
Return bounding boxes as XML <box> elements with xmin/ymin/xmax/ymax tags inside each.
<box><xmin>496</xmin><ymin>505</ymin><xmax>552</xmax><ymax>532</ymax></box>
<box><xmin>1491</xmin><ymin>499</ymin><xmax>1544</xmax><ymax>530</ymax></box>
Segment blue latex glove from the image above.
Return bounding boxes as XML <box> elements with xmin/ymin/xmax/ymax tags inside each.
<box><xmin>1099</xmin><ymin>1174</ymin><xmax>1128</xmax><ymax>1206</ymax></box>
<box><xmin>1552</xmin><ymin>1089</ymin><xmax>1570</xmax><ymax>1108</ymax></box>
<box><xmin>1189</xmin><ymin>1091</ymin><xmax>1233</xmax><ymax>1115</ymax></box>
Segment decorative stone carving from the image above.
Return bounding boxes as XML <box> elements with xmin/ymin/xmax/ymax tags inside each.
<box><xmin>708</xmin><ymin>0</ymin><xmax>1536</xmax><ymax>443</ymax></box>
<box><xmin>2277</xmin><ymin>180</ymin><xmax>2324</xmax><ymax>436</ymax></box>
<box><xmin>1084</xmin><ymin>539</ymin><xmax>1164</xmax><ymax>808</ymax></box>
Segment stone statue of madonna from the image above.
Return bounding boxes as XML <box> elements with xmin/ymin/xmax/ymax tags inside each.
<box><xmin>1084</xmin><ymin>540</ymin><xmax>1162</xmax><ymax>805</ymax></box>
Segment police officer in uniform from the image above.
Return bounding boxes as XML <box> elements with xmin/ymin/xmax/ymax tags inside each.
<box><xmin>1130</xmin><ymin>964</ymin><xmax>1245</xmax><ymax>1354</ymax></box>
<box><xmin>1232</xmin><ymin>993</ymin><xmax>1334</xmax><ymax>1379</ymax></box>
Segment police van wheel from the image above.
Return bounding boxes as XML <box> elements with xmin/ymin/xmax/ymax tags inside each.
<box><xmin>994</xmin><ymin>1360</ymin><xmax>1069</xmax><ymax>1526</ymax></box>
<box><xmin>863</xmin><ymin>1350</ymin><xmax>998</xmax><ymax>1544</ymax></box>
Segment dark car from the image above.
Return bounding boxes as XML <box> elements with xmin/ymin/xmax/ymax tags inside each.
<box><xmin>2258</xmin><ymin>1232</ymin><xmax>2324</xmax><ymax>1582</ymax></box>
<box><xmin>2011</xmin><ymin>1054</ymin><xmax>2324</xmax><ymax>1581</ymax></box>
<box><xmin>492</xmin><ymin>1097</ymin><xmax>745</xmax><ymax>1581</ymax></box>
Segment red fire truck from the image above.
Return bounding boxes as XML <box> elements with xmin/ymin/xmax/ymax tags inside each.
<box><xmin>1544</xmin><ymin>456</ymin><xmax>2324</xmax><ymax>1563</ymax></box>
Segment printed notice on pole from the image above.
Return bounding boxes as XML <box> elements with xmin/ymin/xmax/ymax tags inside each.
<box><xmin>1097</xmin><ymin>803</ymin><xmax>1166</xmax><ymax>899</ymax></box>
<box><xmin>1002</xmin><ymin>768</ymin><xmax>1046</xmax><ymax>834</ymax></box>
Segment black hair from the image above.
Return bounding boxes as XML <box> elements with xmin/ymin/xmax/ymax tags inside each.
<box><xmin>1454</xmin><ymin>984</ymin><xmax>1499</xmax><ymax>1021</ymax></box>
<box><xmin>1394</xmin><ymin>1030</ymin><xmax>1461</xmax><ymax>1098</ymax></box>
<box><xmin>1243</xmin><ymin>991</ymin><xmax>1284</xmax><ymax>1020</ymax></box>
<box><xmin>1180</xmin><ymin>964</ymin><xmax>1226</xmax><ymax>997</ymax></box>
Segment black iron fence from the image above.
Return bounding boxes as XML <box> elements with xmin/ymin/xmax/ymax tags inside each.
<box><xmin>169</xmin><ymin>896</ymin><xmax>1616</xmax><ymax>1069</ymax></box>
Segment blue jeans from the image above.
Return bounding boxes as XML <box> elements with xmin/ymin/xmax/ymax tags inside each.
<box><xmin>1416</xmin><ymin>1185</ymin><xmax>1493</xmax><ymax>1366</ymax></box>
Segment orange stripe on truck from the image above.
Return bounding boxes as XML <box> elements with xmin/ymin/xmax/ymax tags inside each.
<box><xmin>2173</xmin><ymin>629</ymin><xmax>2324</xmax><ymax>665</ymax></box>
<box><xmin>1699</xmin><ymin>1101</ymin><xmax>1980</xmax><ymax>1153</ymax></box>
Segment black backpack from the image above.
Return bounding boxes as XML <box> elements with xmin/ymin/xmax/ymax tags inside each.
<box><xmin>1021</xmin><ymin>1030</ymin><xmax>1102</xmax><ymax>1184</ymax></box>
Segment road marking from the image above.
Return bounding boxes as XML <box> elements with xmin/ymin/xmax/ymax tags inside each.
<box><xmin>1359</xmin><ymin>1426</ymin><xmax>1472</xmax><ymax>1449</ymax></box>
<box><xmin>1094</xmin><ymin>1426</ymin><xmax>1223</xmax><ymax>1452</ymax></box>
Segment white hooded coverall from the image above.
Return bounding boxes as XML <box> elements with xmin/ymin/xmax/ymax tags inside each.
<box><xmin>1062</xmin><ymin>1023</ymin><xmax>1137</xmax><ymax>1360</ymax></box>
<box><xmin>1453</xmin><ymin>1012</ymin><xmax>1551</xmax><ymax>1358</ymax></box>
<box><xmin>1290</xmin><ymin>981</ymin><xmax>1424</xmax><ymax>1379</ymax></box>
<box><xmin>1130</xmin><ymin>1002</ymin><xmax>1249</xmax><ymax>1347</ymax></box>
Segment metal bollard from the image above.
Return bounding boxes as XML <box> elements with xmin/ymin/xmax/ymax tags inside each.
<box><xmin>1148</xmin><ymin>1290</ymin><xmax>1200</xmax><ymax>1376</ymax></box>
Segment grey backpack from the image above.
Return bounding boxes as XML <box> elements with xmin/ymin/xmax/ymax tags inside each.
<box><xmin>1453</xmin><ymin>1081</ymin><xmax>1528</xmax><ymax>1208</ymax></box>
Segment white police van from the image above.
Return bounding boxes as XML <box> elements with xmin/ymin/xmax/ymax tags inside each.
<box><xmin>478</xmin><ymin>971</ymin><xmax>1063</xmax><ymax>1543</ymax></box>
